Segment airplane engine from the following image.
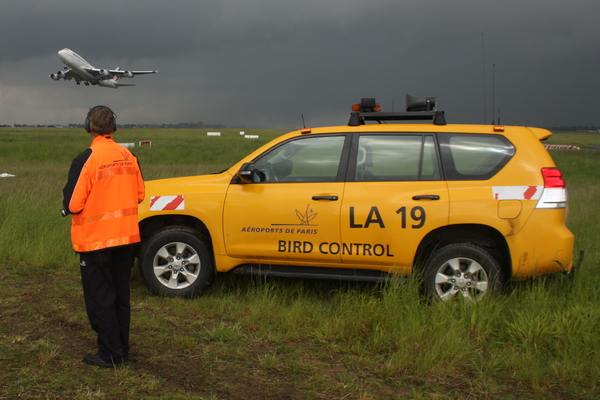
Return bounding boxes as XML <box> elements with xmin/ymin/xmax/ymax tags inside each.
<box><xmin>51</xmin><ymin>71</ymin><xmax>67</xmax><ymax>80</ymax></box>
<box><xmin>123</xmin><ymin>71</ymin><xmax>133</xmax><ymax>78</ymax></box>
<box><xmin>100</xmin><ymin>69</ymin><xmax>110</xmax><ymax>77</ymax></box>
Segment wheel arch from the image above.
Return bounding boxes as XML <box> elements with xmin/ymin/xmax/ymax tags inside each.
<box><xmin>139</xmin><ymin>215</ymin><xmax>214</xmax><ymax>258</ymax></box>
<box><xmin>414</xmin><ymin>224</ymin><xmax>511</xmax><ymax>282</ymax></box>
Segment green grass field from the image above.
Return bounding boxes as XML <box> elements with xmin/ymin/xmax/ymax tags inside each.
<box><xmin>0</xmin><ymin>128</ymin><xmax>598</xmax><ymax>399</ymax></box>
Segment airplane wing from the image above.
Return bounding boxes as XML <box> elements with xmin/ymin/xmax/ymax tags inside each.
<box><xmin>84</xmin><ymin>68</ymin><xmax>158</xmax><ymax>78</ymax></box>
<box><xmin>97</xmin><ymin>77</ymin><xmax>136</xmax><ymax>89</ymax></box>
<box><xmin>82</xmin><ymin>68</ymin><xmax>104</xmax><ymax>77</ymax></box>
<box><xmin>63</xmin><ymin>69</ymin><xmax>78</xmax><ymax>79</ymax></box>
<box><xmin>111</xmin><ymin>69</ymin><xmax>158</xmax><ymax>76</ymax></box>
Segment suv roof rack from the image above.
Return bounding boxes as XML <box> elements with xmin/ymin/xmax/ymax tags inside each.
<box><xmin>348</xmin><ymin>95</ymin><xmax>447</xmax><ymax>126</ymax></box>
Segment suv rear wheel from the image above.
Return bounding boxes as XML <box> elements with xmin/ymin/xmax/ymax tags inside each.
<box><xmin>139</xmin><ymin>227</ymin><xmax>214</xmax><ymax>298</ymax></box>
<box><xmin>423</xmin><ymin>243</ymin><xmax>502</xmax><ymax>301</ymax></box>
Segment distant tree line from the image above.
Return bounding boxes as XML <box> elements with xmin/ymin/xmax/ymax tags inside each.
<box><xmin>2</xmin><ymin>122</ymin><xmax>229</xmax><ymax>129</ymax></box>
<box><xmin>66</xmin><ymin>121</ymin><xmax>226</xmax><ymax>129</ymax></box>
<box><xmin>551</xmin><ymin>126</ymin><xmax>600</xmax><ymax>132</ymax></box>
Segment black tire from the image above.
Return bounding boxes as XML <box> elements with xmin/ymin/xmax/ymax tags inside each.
<box><xmin>423</xmin><ymin>243</ymin><xmax>502</xmax><ymax>302</ymax></box>
<box><xmin>139</xmin><ymin>227</ymin><xmax>214</xmax><ymax>298</ymax></box>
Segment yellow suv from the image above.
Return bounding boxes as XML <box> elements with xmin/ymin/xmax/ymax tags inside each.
<box><xmin>138</xmin><ymin>97</ymin><xmax>579</xmax><ymax>301</ymax></box>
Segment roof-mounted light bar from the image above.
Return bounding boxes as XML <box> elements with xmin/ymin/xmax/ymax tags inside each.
<box><xmin>348</xmin><ymin>95</ymin><xmax>446</xmax><ymax>126</ymax></box>
<box><xmin>351</xmin><ymin>98</ymin><xmax>381</xmax><ymax>112</ymax></box>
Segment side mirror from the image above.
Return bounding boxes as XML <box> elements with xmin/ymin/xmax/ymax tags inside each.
<box><xmin>236</xmin><ymin>162</ymin><xmax>255</xmax><ymax>184</ymax></box>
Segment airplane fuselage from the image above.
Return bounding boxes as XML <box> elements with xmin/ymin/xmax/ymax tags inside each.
<box><xmin>58</xmin><ymin>48</ymin><xmax>98</xmax><ymax>83</ymax></box>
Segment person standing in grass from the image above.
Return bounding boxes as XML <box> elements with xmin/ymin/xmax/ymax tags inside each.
<box><xmin>61</xmin><ymin>105</ymin><xmax>145</xmax><ymax>368</ymax></box>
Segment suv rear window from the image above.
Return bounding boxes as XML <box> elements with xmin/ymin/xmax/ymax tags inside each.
<box><xmin>438</xmin><ymin>133</ymin><xmax>515</xmax><ymax>180</ymax></box>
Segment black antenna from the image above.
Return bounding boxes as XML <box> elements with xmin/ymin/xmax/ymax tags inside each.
<box><xmin>492</xmin><ymin>63</ymin><xmax>496</xmax><ymax>124</ymax></box>
<box><xmin>301</xmin><ymin>114</ymin><xmax>306</xmax><ymax>128</ymax></box>
<box><xmin>482</xmin><ymin>33</ymin><xmax>487</xmax><ymax>124</ymax></box>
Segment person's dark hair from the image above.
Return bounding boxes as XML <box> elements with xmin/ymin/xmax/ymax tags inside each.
<box><xmin>85</xmin><ymin>106</ymin><xmax>117</xmax><ymax>134</ymax></box>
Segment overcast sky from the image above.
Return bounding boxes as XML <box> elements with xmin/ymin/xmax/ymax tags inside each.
<box><xmin>1</xmin><ymin>0</ymin><xmax>599</xmax><ymax>129</ymax></box>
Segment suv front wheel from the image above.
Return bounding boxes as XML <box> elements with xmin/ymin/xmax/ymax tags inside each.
<box><xmin>423</xmin><ymin>243</ymin><xmax>502</xmax><ymax>302</ymax></box>
<box><xmin>139</xmin><ymin>227</ymin><xmax>214</xmax><ymax>298</ymax></box>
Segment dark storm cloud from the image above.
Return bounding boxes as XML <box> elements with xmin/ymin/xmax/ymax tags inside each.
<box><xmin>1</xmin><ymin>0</ymin><xmax>599</xmax><ymax>128</ymax></box>
<box><xmin>0</xmin><ymin>1</ymin><xmax>223</xmax><ymax>62</ymax></box>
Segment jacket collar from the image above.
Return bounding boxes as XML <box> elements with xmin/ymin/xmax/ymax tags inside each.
<box><xmin>91</xmin><ymin>135</ymin><xmax>113</xmax><ymax>146</ymax></box>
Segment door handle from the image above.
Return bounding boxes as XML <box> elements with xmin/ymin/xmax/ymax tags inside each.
<box><xmin>412</xmin><ymin>195</ymin><xmax>440</xmax><ymax>200</ymax></box>
<box><xmin>312</xmin><ymin>195</ymin><xmax>339</xmax><ymax>201</ymax></box>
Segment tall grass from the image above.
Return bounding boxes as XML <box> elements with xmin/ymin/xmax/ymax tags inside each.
<box><xmin>0</xmin><ymin>128</ymin><xmax>598</xmax><ymax>399</ymax></box>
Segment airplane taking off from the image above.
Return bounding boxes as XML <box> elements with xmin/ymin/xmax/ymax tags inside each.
<box><xmin>49</xmin><ymin>48</ymin><xmax>158</xmax><ymax>88</ymax></box>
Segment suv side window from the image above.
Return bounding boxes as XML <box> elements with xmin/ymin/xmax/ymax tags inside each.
<box><xmin>438</xmin><ymin>133</ymin><xmax>515</xmax><ymax>180</ymax></box>
<box><xmin>253</xmin><ymin>135</ymin><xmax>346</xmax><ymax>183</ymax></box>
<box><xmin>355</xmin><ymin>135</ymin><xmax>440</xmax><ymax>181</ymax></box>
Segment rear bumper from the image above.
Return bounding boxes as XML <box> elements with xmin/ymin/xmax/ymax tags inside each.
<box><xmin>563</xmin><ymin>250</ymin><xmax>585</xmax><ymax>276</ymax></box>
<box><xmin>507</xmin><ymin>210</ymin><xmax>575</xmax><ymax>278</ymax></box>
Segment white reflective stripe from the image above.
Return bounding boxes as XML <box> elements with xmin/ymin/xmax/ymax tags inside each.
<box><xmin>535</xmin><ymin>188</ymin><xmax>567</xmax><ymax>209</ymax></box>
<box><xmin>492</xmin><ymin>186</ymin><xmax>543</xmax><ymax>200</ymax></box>
<box><xmin>149</xmin><ymin>195</ymin><xmax>185</xmax><ymax>211</ymax></box>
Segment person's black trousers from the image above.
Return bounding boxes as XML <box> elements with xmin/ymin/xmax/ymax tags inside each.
<box><xmin>79</xmin><ymin>245</ymin><xmax>134</xmax><ymax>363</ymax></box>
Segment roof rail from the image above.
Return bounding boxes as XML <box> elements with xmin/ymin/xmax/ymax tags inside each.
<box><xmin>348</xmin><ymin>95</ymin><xmax>447</xmax><ymax>126</ymax></box>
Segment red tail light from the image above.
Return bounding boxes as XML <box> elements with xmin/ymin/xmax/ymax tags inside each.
<box><xmin>542</xmin><ymin>167</ymin><xmax>565</xmax><ymax>188</ymax></box>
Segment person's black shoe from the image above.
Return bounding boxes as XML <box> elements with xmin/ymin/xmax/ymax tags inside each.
<box><xmin>82</xmin><ymin>354</ymin><xmax>123</xmax><ymax>369</ymax></box>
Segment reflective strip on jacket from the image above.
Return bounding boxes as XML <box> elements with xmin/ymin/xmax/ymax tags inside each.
<box><xmin>62</xmin><ymin>135</ymin><xmax>145</xmax><ymax>252</ymax></box>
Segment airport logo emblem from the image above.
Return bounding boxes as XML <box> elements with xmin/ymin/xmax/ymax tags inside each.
<box><xmin>295</xmin><ymin>204</ymin><xmax>318</xmax><ymax>225</ymax></box>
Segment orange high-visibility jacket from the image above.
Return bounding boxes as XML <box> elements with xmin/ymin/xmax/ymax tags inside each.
<box><xmin>62</xmin><ymin>135</ymin><xmax>145</xmax><ymax>253</ymax></box>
